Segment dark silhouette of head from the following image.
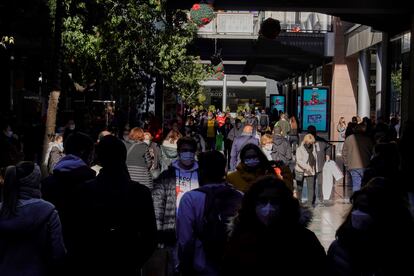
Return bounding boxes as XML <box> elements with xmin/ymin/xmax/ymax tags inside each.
<box><xmin>96</xmin><ymin>135</ymin><xmax>126</xmax><ymax>169</ymax></box>
<box><xmin>198</xmin><ymin>150</ymin><xmax>226</xmax><ymax>186</ymax></box>
<box><xmin>64</xmin><ymin>132</ymin><xmax>94</xmax><ymax>165</ymax></box>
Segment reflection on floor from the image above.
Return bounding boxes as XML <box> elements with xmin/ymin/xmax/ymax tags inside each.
<box><xmin>307</xmin><ymin>182</ymin><xmax>351</xmax><ymax>251</ymax></box>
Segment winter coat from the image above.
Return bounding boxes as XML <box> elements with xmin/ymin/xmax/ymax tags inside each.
<box><xmin>227</xmin><ymin>127</ymin><xmax>243</xmax><ymax>142</ymax></box>
<box><xmin>160</xmin><ymin>141</ymin><xmax>178</xmax><ymax>173</ymax></box>
<box><xmin>48</xmin><ymin>145</ymin><xmax>65</xmax><ymax>174</ymax></box>
<box><xmin>227</xmin><ymin>163</ymin><xmax>273</xmax><ymax>193</ymax></box>
<box><xmin>124</xmin><ymin>139</ymin><xmax>153</xmax><ymax>189</ymax></box>
<box><xmin>76</xmin><ymin>168</ymin><xmax>157</xmax><ymax>275</ymax></box>
<box><xmin>0</xmin><ymin>199</ymin><xmax>66</xmax><ymax>276</ymax></box>
<box><xmin>41</xmin><ymin>154</ymin><xmax>96</xmax><ymax>269</ymax></box>
<box><xmin>342</xmin><ymin>134</ymin><xmax>374</xmax><ymax>170</ymax></box>
<box><xmin>314</xmin><ymin>136</ymin><xmax>332</xmax><ymax>173</ymax></box>
<box><xmin>222</xmin><ymin>207</ymin><xmax>327</xmax><ymax>276</ymax></box>
<box><xmin>271</xmin><ymin>135</ymin><xmax>293</xmax><ymax>165</ymax></box>
<box><xmin>152</xmin><ymin>161</ymin><xmax>199</xmax><ymax>245</ymax></box>
<box><xmin>295</xmin><ymin>144</ymin><xmax>318</xmax><ymax>176</ymax></box>
<box><xmin>177</xmin><ymin>183</ymin><xmax>243</xmax><ymax>276</ymax></box>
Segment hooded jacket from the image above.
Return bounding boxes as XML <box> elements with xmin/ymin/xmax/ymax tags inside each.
<box><xmin>0</xmin><ymin>199</ymin><xmax>66</xmax><ymax>276</ymax></box>
<box><xmin>41</xmin><ymin>154</ymin><xmax>96</xmax><ymax>259</ymax></box>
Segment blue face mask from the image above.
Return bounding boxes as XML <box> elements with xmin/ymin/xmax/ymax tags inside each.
<box><xmin>179</xmin><ymin>151</ymin><xmax>195</xmax><ymax>167</ymax></box>
<box><xmin>351</xmin><ymin>210</ymin><xmax>373</xmax><ymax>231</ymax></box>
<box><xmin>256</xmin><ymin>202</ymin><xmax>280</xmax><ymax>226</ymax></box>
<box><xmin>244</xmin><ymin>158</ymin><xmax>260</xmax><ymax>167</ymax></box>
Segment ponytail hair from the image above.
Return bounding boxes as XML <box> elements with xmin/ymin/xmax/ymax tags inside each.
<box><xmin>0</xmin><ymin>166</ymin><xmax>19</xmax><ymax>218</ymax></box>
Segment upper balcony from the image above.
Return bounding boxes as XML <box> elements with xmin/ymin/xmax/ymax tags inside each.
<box><xmin>197</xmin><ymin>11</ymin><xmax>333</xmax><ymax>39</ymax></box>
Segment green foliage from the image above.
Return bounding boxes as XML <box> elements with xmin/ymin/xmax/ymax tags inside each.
<box><xmin>208</xmin><ymin>105</ymin><xmax>216</xmax><ymax>112</ymax></box>
<box><xmin>57</xmin><ymin>0</ymin><xmax>210</xmax><ymax>99</ymax></box>
<box><xmin>391</xmin><ymin>68</ymin><xmax>402</xmax><ymax>93</ymax></box>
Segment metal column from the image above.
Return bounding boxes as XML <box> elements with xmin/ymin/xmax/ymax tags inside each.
<box><xmin>222</xmin><ymin>74</ymin><xmax>227</xmax><ymax>112</ymax></box>
<box><xmin>358</xmin><ymin>49</ymin><xmax>371</xmax><ymax>118</ymax></box>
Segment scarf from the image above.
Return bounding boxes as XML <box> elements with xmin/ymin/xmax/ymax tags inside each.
<box><xmin>305</xmin><ymin>144</ymin><xmax>316</xmax><ymax>169</ymax></box>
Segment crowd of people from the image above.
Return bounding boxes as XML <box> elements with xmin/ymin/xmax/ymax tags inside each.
<box><xmin>1</xmin><ymin>109</ymin><xmax>414</xmax><ymax>275</ymax></box>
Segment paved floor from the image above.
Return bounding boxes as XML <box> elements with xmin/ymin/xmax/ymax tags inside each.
<box><xmin>308</xmin><ymin>188</ymin><xmax>351</xmax><ymax>251</ymax></box>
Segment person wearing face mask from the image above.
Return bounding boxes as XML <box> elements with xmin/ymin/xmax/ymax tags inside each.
<box><xmin>222</xmin><ymin>176</ymin><xmax>327</xmax><ymax>275</ymax></box>
<box><xmin>46</xmin><ymin>134</ymin><xmax>65</xmax><ymax>175</ymax></box>
<box><xmin>151</xmin><ymin>137</ymin><xmax>200</xmax><ymax>275</ymax></box>
<box><xmin>327</xmin><ymin>177</ymin><xmax>414</xmax><ymax>275</ymax></box>
<box><xmin>227</xmin><ymin>144</ymin><xmax>274</xmax><ymax>193</ymax></box>
<box><xmin>144</xmin><ymin>131</ymin><xmax>161</xmax><ymax>179</ymax></box>
<box><xmin>176</xmin><ymin>150</ymin><xmax>242</xmax><ymax>275</ymax></box>
<box><xmin>229</xmin><ymin>125</ymin><xmax>259</xmax><ymax>171</ymax></box>
<box><xmin>295</xmin><ymin>134</ymin><xmax>318</xmax><ymax>207</ymax></box>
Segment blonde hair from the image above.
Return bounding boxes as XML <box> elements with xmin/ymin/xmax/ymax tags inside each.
<box><xmin>302</xmin><ymin>133</ymin><xmax>315</xmax><ymax>145</ymax></box>
<box><xmin>129</xmin><ymin>127</ymin><xmax>145</xmax><ymax>141</ymax></box>
<box><xmin>143</xmin><ymin>131</ymin><xmax>152</xmax><ymax>140</ymax></box>
<box><xmin>260</xmin><ymin>134</ymin><xmax>273</xmax><ymax>145</ymax></box>
<box><xmin>165</xmin><ymin>130</ymin><xmax>182</xmax><ymax>144</ymax></box>
<box><xmin>290</xmin><ymin>116</ymin><xmax>298</xmax><ymax>129</ymax></box>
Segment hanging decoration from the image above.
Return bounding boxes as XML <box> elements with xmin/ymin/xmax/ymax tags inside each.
<box><xmin>210</xmin><ymin>48</ymin><xmax>224</xmax><ymax>80</ymax></box>
<box><xmin>212</xmin><ymin>62</ymin><xmax>224</xmax><ymax>80</ymax></box>
<box><xmin>190</xmin><ymin>3</ymin><xmax>215</xmax><ymax>27</ymax></box>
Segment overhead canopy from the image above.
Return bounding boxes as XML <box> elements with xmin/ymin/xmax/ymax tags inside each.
<box><xmin>194</xmin><ymin>32</ymin><xmax>328</xmax><ymax>81</ymax></box>
<box><xmin>168</xmin><ymin>0</ymin><xmax>413</xmax><ymax>35</ymax></box>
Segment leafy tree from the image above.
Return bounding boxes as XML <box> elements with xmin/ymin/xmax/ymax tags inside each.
<box><xmin>58</xmin><ymin>0</ymin><xmax>210</xmax><ymax>104</ymax></box>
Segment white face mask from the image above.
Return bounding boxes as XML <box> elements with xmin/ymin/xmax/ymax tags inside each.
<box><xmin>351</xmin><ymin>210</ymin><xmax>373</xmax><ymax>231</ymax></box>
<box><xmin>69</xmin><ymin>124</ymin><xmax>75</xmax><ymax>130</ymax></box>
<box><xmin>144</xmin><ymin>139</ymin><xmax>150</xmax><ymax>145</ymax></box>
<box><xmin>264</xmin><ymin>144</ymin><xmax>273</xmax><ymax>151</ymax></box>
<box><xmin>5</xmin><ymin>130</ymin><xmax>13</xmax><ymax>138</ymax></box>
<box><xmin>256</xmin><ymin>202</ymin><xmax>280</xmax><ymax>226</ymax></box>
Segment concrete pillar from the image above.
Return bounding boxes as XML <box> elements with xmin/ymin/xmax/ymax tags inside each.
<box><xmin>376</xmin><ymin>37</ymin><xmax>389</xmax><ymax>120</ymax></box>
<box><xmin>222</xmin><ymin>74</ymin><xmax>227</xmax><ymax>112</ymax></box>
<box><xmin>358</xmin><ymin>49</ymin><xmax>371</xmax><ymax>118</ymax></box>
<box><xmin>331</xmin><ymin>17</ymin><xmax>358</xmax><ymax>140</ymax></box>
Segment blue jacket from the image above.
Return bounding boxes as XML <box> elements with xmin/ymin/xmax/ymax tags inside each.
<box><xmin>176</xmin><ymin>184</ymin><xmax>242</xmax><ymax>276</ymax></box>
<box><xmin>0</xmin><ymin>199</ymin><xmax>66</xmax><ymax>276</ymax></box>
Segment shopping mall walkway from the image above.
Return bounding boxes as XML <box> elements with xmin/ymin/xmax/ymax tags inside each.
<box><xmin>309</xmin><ymin>186</ymin><xmax>351</xmax><ymax>251</ymax></box>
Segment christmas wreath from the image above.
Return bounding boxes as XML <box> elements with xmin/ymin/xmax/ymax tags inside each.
<box><xmin>190</xmin><ymin>3</ymin><xmax>215</xmax><ymax>27</ymax></box>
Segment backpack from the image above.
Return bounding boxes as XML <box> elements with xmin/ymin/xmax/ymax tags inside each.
<box><xmin>195</xmin><ymin>184</ymin><xmax>242</xmax><ymax>263</ymax></box>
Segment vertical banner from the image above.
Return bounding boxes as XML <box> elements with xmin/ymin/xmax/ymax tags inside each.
<box><xmin>270</xmin><ymin>95</ymin><xmax>285</xmax><ymax>113</ymax></box>
<box><xmin>301</xmin><ymin>87</ymin><xmax>330</xmax><ymax>132</ymax></box>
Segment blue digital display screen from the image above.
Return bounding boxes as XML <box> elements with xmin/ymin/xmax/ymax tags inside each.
<box><xmin>270</xmin><ymin>95</ymin><xmax>285</xmax><ymax>113</ymax></box>
<box><xmin>302</xmin><ymin>87</ymin><xmax>329</xmax><ymax>132</ymax></box>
